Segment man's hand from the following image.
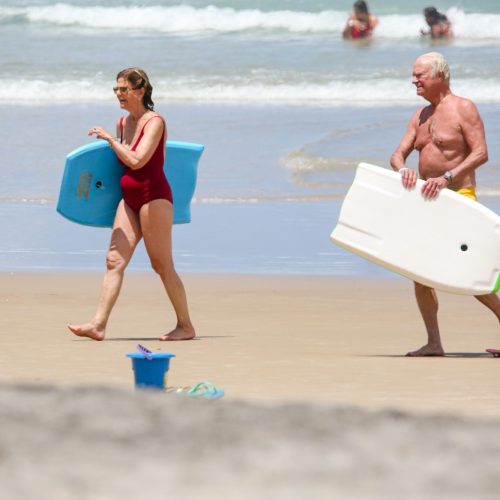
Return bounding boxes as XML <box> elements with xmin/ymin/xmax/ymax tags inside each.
<box><xmin>399</xmin><ymin>167</ymin><xmax>418</xmax><ymax>189</ymax></box>
<box><xmin>421</xmin><ymin>176</ymin><xmax>448</xmax><ymax>199</ymax></box>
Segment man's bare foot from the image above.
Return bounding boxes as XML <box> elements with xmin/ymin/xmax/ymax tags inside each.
<box><xmin>406</xmin><ymin>344</ymin><xmax>445</xmax><ymax>357</ymax></box>
<box><xmin>67</xmin><ymin>322</ymin><xmax>105</xmax><ymax>341</ymax></box>
<box><xmin>159</xmin><ymin>325</ymin><xmax>195</xmax><ymax>341</ymax></box>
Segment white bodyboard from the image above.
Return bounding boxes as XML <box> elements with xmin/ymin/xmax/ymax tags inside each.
<box><xmin>330</xmin><ymin>162</ymin><xmax>500</xmax><ymax>296</ymax></box>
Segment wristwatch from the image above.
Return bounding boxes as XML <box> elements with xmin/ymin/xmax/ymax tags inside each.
<box><xmin>443</xmin><ymin>171</ymin><xmax>453</xmax><ymax>183</ymax></box>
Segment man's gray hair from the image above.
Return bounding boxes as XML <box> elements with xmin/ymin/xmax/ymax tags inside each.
<box><xmin>420</xmin><ymin>52</ymin><xmax>451</xmax><ymax>82</ymax></box>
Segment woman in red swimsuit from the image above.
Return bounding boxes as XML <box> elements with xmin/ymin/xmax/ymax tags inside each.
<box><xmin>342</xmin><ymin>1</ymin><xmax>378</xmax><ymax>40</ymax></box>
<box><xmin>68</xmin><ymin>68</ymin><xmax>195</xmax><ymax>342</ymax></box>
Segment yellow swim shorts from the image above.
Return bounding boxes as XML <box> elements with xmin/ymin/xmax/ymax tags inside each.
<box><xmin>456</xmin><ymin>187</ymin><xmax>477</xmax><ymax>201</ymax></box>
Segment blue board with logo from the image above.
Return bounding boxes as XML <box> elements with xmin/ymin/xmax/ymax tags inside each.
<box><xmin>57</xmin><ymin>140</ymin><xmax>204</xmax><ymax>227</ymax></box>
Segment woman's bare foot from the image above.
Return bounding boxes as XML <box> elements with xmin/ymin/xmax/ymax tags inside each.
<box><xmin>406</xmin><ymin>344</ymin><xmax>445</xmax><ymax>357</ymax></box>
<box><xmin>159</xmin><ymin>325</ymin><xmax>195</xmax><ymax>341</ymax></box>
<box><xmin>67</xmin><ymin>322</ymin><xmax>105</xmax><ymax>341</ymax></box>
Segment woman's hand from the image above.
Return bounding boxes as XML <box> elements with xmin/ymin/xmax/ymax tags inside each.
<box><xmin>88</xmin><ymin>126</ymin><xmax>114</xmax><ymax>143</ymax></box>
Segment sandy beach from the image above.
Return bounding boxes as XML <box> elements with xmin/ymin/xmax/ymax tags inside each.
<box><xmin>1</xmin><ymin>271</ymin><xmax>499</xmax><ymax>418</ymax></box>
<box><xmin>3</xmin><ymin>1</ymin><xmax>500</xmax><ymax>496</ymax></box>
<box><xmin>1</xmin><ymin>271</ymin><xmax>500</xmax><ymax>499</ymax></box>
<box><xmin>0</xmin><ymin>272</ymin><xmax>500</xmax><ymax>417</ymax></box>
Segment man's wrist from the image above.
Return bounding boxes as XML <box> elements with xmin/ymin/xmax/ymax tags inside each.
<box><xmin>443</xmin><ymin>170</ymin><xmax>453</xmax><ymax>183</ymax></box>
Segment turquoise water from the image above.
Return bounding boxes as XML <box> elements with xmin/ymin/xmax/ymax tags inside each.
<box><xmin>0</xmin><ymin>1</ymin><xmax>499</xmax><ymax>274</ymax></box>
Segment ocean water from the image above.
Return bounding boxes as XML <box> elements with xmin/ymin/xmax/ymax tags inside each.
<box><xmin>2</xmin><ymin>0</ymin><xmax>500</xmax><ymax>104</ymax></box>
<box><xmin>1</xmin><ymin>0</ymin><xmax>499</xmax><ymax>275</ymax></box>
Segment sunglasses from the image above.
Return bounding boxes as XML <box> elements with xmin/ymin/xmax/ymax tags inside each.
<box><xmin>112</xmin><ymin>86</ymin><xmax>139</xmax><ymax>94</ymax></box>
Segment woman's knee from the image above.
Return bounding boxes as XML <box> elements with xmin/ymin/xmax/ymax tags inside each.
<box><xmin>149</xmin><ymin>256</ymin><xmax>174</xmax><ymax>276</ymax></box>
<box><xmin>106</xmin><ymin>250</ymin><xmax>128</xmax><ymax>272</ymax></box>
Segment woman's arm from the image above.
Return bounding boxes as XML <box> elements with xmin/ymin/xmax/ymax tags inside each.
<box><xmin>342</xmin><ymin>15</ymin><xmax>355</xmax><ymax>38</ymax></box>
<box><xmin>89</xmin><ymin>116</ymin><xmax>165</xmax><ymax>170</ymax></box>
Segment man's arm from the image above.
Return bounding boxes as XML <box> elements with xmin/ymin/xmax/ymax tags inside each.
<box><xmin>390</xmin><ymin>109</ymin><xmax>420</xmax><ymax>189</ymax></box>
<box><xmin>421</xmin><ymin>98</ymin><xmax>488</xmax><ymax>199</ymax></box>
<box><xmin>453</xmin><ymin>98</ymin><xmax>488</xmax><ymax>179</ymax></box>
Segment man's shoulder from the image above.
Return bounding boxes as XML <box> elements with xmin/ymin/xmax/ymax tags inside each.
<box><xmin>411</xmin><ymin>104</ymin><xmax>431</xmax><ymax>122</ymax></box>
<box><xmin>449</xmin><ymin>94</ymin><xmax>479</xmax><ymax>113</ymax></box>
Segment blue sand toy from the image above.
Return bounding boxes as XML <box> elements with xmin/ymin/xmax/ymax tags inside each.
<box><xmin>126</xmin><ymin>348</ymin><xmax>176</xmax><ymax>390</ymax></box>
<box><xmin>57</xmin><ymin>140</ymin><xmax>204</xmax><ymax>227</ymax></box>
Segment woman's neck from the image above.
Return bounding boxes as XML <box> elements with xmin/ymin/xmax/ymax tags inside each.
<box><xmin>129</xmin><ymin>105</ymin><xmax>149</xmax><ymax>122</ymax></box>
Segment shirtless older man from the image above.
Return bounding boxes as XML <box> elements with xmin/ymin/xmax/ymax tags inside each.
<box><xmin>390</xmin><ymin>52</ymin><xmax>500</xmax><ymax>356</ymax></box>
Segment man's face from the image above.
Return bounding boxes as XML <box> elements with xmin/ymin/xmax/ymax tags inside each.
<box><xmin>412</xmin><ymin>59</ymin><xmax>439</xmax><ymax>99</ymax></box>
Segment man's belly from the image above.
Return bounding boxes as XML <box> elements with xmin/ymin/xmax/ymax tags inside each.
<box><xmin>418</xmin><ymin>150</ymin><xmax>475</xmax><ymax>189</ymax></box>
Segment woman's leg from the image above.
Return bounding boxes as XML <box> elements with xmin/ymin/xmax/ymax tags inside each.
<box><xmin>139</xmin><ymin>199</ymin><xmax>195</xmax><ymax>340</ymax></box>
<box><xmin>68</xmin><ymin>201</ymin><xmax>142</xmax><ymax>340</ymax></box>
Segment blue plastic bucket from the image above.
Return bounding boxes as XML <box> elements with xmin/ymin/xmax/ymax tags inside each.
<box><xmin>126</xmin><ymin>352</ymin><xmax>175</xmax><ymax>389</ymax></box>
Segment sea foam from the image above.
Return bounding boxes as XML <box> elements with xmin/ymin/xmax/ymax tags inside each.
<box><xmin>1</xmin><ymin>76</ymin><xmax>500</xmax><ymax>104</ymax></box>
<box><xmin>1</xmin><ymin>5</ymin><xmax>500</xmax><ymax>40</ymax></box>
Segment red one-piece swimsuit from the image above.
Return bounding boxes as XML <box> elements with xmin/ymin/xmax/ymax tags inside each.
<box><xmin>350</xmin><ymin>22</ymin><xmax>373</xmax><ymax>38</ymax></box>
<box><xmin>118</xmin><ymin>115</ymin><xmax>173</xmax><ymax>213</ymax></box>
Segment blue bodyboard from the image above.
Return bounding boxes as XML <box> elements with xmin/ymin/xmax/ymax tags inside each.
<box><xmin>56</xmin><ymin>140</ymin><xmax>204</xmax><ymax>227</ymax></box>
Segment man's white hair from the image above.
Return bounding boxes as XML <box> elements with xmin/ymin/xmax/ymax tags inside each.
<box><xmin>419</xmin><ymin>52</ymin><xmax>450</xmax><ymax>82</ymax></box>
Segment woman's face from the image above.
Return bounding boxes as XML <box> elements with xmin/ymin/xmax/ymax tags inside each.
<box><xmin>354</xmin><ymin>8</ymin><xmax>368</xmax><ymax>21</ymax></box>
<box><xmin>114</xmin><ymin>77</ymin><xmax>142</xmax><ymax>110</ymax></box>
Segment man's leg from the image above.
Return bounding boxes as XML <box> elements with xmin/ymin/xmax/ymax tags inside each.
<box><xmin>474</xmin><ymin>293</ymin><xmax>500</xmax><ymax>322</ymax></box>
<box><xmin>475</xmin><ymin>293</ymin><xmax>500</xmax><ymax>352</ymax></box>
<box><xmin>407</xmin><ymin>282</ymin><xmax>445</xmax><ymax>356</ymax></box>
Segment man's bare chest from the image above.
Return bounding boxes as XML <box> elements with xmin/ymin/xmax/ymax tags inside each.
<box><xmin>415</xmin><ymin>114</ymin><xmax>463</xmax><ymax>152</ymax></box>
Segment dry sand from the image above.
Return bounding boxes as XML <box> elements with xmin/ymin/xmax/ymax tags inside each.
<box><xmin>1</xmin><ymin>271</ymin><xmax>500</xmax><ymax>498</ymax></box>
<box><xmin>1</xmin><ymin>384</ymin><xmax>500</xmax><ymax>500</ymax></box>
<box><xmin>1</xmin><ymin>271</ymin><xmax>499</xmax><ymax>416</ymax></box>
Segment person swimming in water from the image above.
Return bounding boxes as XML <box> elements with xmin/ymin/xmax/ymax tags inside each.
<box><xmin>421</xmin><ymin>7</ymin><xmax>453</xmax><ymax>39</ymax></box>
<box><xmin>342</xmin><ymin>1</ymin><xmax>378</xmax><ymax>40</ymax></box>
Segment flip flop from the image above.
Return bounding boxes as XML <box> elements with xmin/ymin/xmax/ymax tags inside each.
<box><xmin>486</xmin><ymin>348</ymin><xmax>500</xmax><ymax>358</ymax></box>
<box><xmin>187</xmin><ymin>381</ymin><xmax>225</xmax><ymax>399</ymax></box>
<box><xmin>167</xmin><ymin>381</ymin><xmax>224</xmax><ymax>399</ymax></box>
